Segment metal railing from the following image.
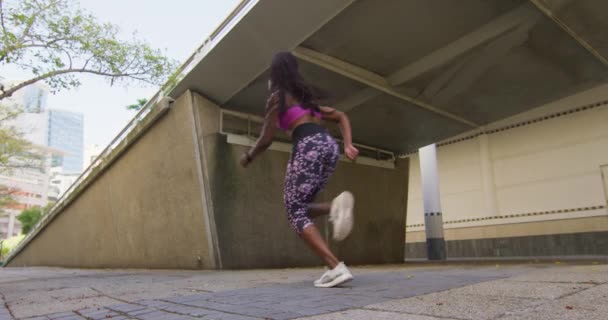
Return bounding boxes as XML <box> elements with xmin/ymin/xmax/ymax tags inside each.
<box><xmin>219</xmin><ymin>109</ymin><xmax>397</xmax><ymax>164</ymax></box>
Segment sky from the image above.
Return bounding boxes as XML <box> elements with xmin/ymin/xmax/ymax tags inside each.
<box><xmin>3</xmin><ymin>0</ymin><xmax>241</xmax><ymax>148</ymax></box>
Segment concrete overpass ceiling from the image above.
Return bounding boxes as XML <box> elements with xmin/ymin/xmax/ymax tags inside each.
<box><xmin>226</xmin><ymin>61</ymin><xmax>369</xmax><ymax>116</ymax></box>
<box><xmin>538</xmin><ymin>0</ymin><xmax>608</xmax><ymax>64</ymax></box>
<box><xmin>391</xmin><ymin>2</ymin><xmax>608</xmax><ymax>126</ymax></box>
<box><xmin>345</xmin><ymin>94</ymin><xmax>472</xmax><ymax>153</ymax></box>
<box><xmin>301</xmin><ymin>0</ymin><xmax>528</xmax><ymax>76</ymax></box>
<box><xmin>172</xmin><ymin>0</ymin><xmax>608</xmax><ymax>154</ymax></box>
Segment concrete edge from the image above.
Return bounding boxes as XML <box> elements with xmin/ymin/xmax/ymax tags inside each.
<box><xmin>3</xmin><ymin>98</ymin><xmax>174</xmax><ymax>267</ymax></box>
<box><xmin>404</xmin><ymin>255</ymin><xmax>608</xmax><ymax>265</ymax></box>
<box><xmin>189</xmin><ymin>92</ymin><xmax>222</xmax><ymax>269</ymax></box>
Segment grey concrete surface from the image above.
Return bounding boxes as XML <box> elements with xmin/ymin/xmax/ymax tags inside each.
<box><xmin>194</xmin><ymin>94</ymin><xmax>409</xmax><ymax>269</ymax></box>
<box><xmin>8</xmin><ymin>90</ymin><xmax>410</xmax><ymax>270</ymax></box>
<box><xmin>1</xmin><ymin>262</ymin><xmax>606</xmax><ymax>319</ymax></box>
<box><xmin>7</xmin><ymin>91</ymin><xmax>215</xmax><ymax>269</ymax></box>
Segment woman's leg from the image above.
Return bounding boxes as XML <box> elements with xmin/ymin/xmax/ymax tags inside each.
<box><xmin>307</xmin><ymin>202</ymin><xmax>331</xmax><ymax>219</ymax></box>
<box><xmin>285</xmin><ymin>134</ymin><xmax>352</xmax><ymax>287</ymax></box>
<box><xmin>285</xmin><ymin>136</ymin><xmax>340</xmax><ymax>268</ymax></box>
<box><xmin>300</xmin><ymin>224</ymin><xmax>339</xmax><ymax>268</ymax></box>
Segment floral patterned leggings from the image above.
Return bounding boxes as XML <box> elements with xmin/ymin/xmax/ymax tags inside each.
<box><xmin>284</xmin><ymin>132</ymin><xmax>340</xmax><ymax>235</ymax></box>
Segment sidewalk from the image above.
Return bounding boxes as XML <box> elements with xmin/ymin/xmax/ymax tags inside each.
<box><xmin>0</xmin><ymin>261</ymin><xmax>606</xmax><ymax>319</ymax></box>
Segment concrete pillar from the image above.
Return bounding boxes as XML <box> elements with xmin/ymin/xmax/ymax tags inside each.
<box><xmin>479</xmin><ymin>133</ymin><xmax>498</xmax><ymax>217</ymax></box>
<box><xmin>7</xmin><ymin>211</ymin><xmax>16</xmax><ymax>237</ymax></box>
<box><xmin>419</xmin><ymin>144</ymin><xmax>446</xmax><ymax>260</ymax></box>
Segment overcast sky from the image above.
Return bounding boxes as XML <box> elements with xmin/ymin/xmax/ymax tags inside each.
<box><xmin>3</xmin><ymin>0</ymin><xmax>241</xmax><ymax>147</ymax></box>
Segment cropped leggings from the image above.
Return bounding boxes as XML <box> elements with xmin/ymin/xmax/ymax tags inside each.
<box><xmin>283</xmin><ymin>131</ymin><xmax>340</xmax><ymax>234</ymax></box>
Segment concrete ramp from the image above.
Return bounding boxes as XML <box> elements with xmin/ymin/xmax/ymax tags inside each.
<box><xmin>6</xmin><ymin>91</ymin><xmax>409</xmax><ymax>269</ymax></box>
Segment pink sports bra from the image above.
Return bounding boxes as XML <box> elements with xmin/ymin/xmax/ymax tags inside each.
<box><xmin>277</xmin><ymin>105</ymin><xmax>321</xmax><ymax>131</ymax></box>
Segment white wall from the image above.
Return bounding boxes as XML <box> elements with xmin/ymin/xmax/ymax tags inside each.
<box><xmin>407</xmin><ymin>84</ymin><xmax>608</xmax><ymax>237</ymax></box>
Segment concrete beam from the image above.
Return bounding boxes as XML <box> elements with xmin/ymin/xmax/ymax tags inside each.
<box><xmin>425</xmin><ymin>13</ymin><xmax>541</xmax><ymax>105</ymax></box>
<box><xmin>528</xmin><ymin>0</ymin><xmax>608</xmax><ymax>67</ymax></box>
<box><xmin>388</xmin><ymin>3</ymin><xmax>539</xmax><ymax>86</ymax></box>
<box><xmin>333</xmin><ymin>88</ymin><xmax>379</xmax><ymax>112</ymax></box>
<box><xmin>292</xmin><ymin>47</ymin><xmax>478</xmax><ymax>127</ymax></box>
<box><xmin>330</xmin><ymin>3</ymin><xmax>539</xmax><ymax>117</ymax></box>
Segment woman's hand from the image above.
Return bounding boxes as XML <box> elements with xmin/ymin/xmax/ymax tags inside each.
<box><xmin>344</xmin><ymin>144</ymin><xmax>359</xmax><ymax>161</ymax></box>
<box><xmin>240</xmin><ymin>153</ymin><xmax>251</xmax><ymax>168</ymax></box>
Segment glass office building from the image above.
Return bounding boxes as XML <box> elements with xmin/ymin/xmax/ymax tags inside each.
<box><xmin>47</xmin><ymin>110</ymin><xmax>84</xmax><ymax>174</ymax></box>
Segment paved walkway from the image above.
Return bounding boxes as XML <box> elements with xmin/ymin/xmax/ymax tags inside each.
<box><xmin>0</xmin><ymin>261</ymin><xmax>606</xmax><ymax>319</ymax></box>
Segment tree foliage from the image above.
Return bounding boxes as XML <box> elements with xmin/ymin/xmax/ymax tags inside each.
<box><xmin>0</xmin><ymin>103</ymin><xmax>42</xmax><ymax>174</ymax></box>
<box><xmin>16</xmin><ymin>201</ymin><xmax>54</xmax><ymax>234</ymax></box>
<box><xmin>126</xmin><ymin>98</ymin><xmax>148</xmax><ymax>111</ymax></box>
<box><xmin>16</xmin><ymin>206</ymin><xmax>41</xmax><ymax>234</ymax></box>
<box><xmin>0</xmin><ymin>0</ymin><xmax>178</xmax><ymax>100</ymax></box>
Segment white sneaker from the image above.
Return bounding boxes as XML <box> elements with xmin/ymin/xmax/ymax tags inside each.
<box><xmin>330</xmin><ymin>191</ymin><xmax>354</xmax><ymax>241</ymax></box>
<box><xmin>313</xmin><ymin>262</ymin><xmax>353</xmax><ymax>288</ymax></box>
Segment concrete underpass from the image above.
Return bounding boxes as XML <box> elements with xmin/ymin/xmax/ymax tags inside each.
<box><xmin>5</xmin><ymin>0</ymin><xmax>608</xmax><ymax>269</ymax></box>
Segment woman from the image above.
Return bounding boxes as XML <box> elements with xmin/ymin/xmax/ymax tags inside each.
<box><xmin>240</xmin><ymin>52</ymin><xmax>359</xmax><ymax>288</ymax></box>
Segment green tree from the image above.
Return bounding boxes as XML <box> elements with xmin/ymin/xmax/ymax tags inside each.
<box><xmin>17</xmin><ymin>207</ymin><xmax>42</xmax><ymax>234</ymax></box>
<box><xmin>16</xmin><ymin>201</ymin><xmax>53</xmax><ymax>234</ymax></box>
<box><xmin>0</xmin><ymin>102</ymin><xmax>43</xmax><ymax>212</ymax></box>
<box><xmin>0</xmin><ymin>0</ymin><xmax>178</xmax><ymax>212</ymax></box>
<box><xmin>0</xmin><ymin>0</ymin><xmax>178</xmax><ymax>101</ymax></box>
<box><xmin>0</xmin><ymin>103</ymin><xmax>41</xmax><ymax>173</ymax></box>
<box><xmin>126</xmin><ymin>98</ymin><xmax>148</xmax><ymax>111</ymax></box>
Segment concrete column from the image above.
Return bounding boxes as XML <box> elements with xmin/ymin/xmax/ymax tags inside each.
<box><xmin>7</xmin><ymin>211</ymin><xmax>16</xmax><ymax>237</ymax></box>
<box><xmin>479</xmin><ymin>133</ymin><xmax>498</xmax><ymax>217</ymax></box>
<box><xmin>419</xmin><ymin>144</ymin><xmax>446</xmax><ymax>260</ymax></box>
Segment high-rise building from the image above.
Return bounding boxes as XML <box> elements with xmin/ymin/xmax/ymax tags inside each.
<box><xmin>47</xmin><ymin>167</ymin><xmax>80</xmax><ymax>202</ymax></box>
<box><xmin>3</xmin><ymin>81</ymin><xmax>49</xmax><ymax>146</ymax></box>
<box><xmin>0</xmin><ymin>146</ymin><xmax>56</xmax><ymax>239</ymax></box>
<box><xmin>4</xmin><ymin>81</ymin><xmax>49</xmax><ymax>113</ymax></box>
<box><xmin>0</xmin><ymin>82</ymin><xmax>55</xmax><ymax>238</ymax></box>
<box><xmin>19</xmin><ymin>83</ymin><xmax>49</xmax><ymax>113</ymax></box>
<box><xmin>47</xmin><ymin>110</ymin><xmax>84</xmax><ymax>174</ymax></box>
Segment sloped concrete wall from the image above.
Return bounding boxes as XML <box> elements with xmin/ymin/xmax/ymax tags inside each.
<box><xmin>7</xmin><ymin>91</ymin><xmax>216</xmax><ymax>269</ymax></box>
<box><xmin>193</xmin><ymin>94</ymin><xmax>409</xmax><ymax>269</ymax></box>
<box><xmin>8</xmin><ymin>90</ymin><xmax>409</xmax><ymax>270</ymax></box>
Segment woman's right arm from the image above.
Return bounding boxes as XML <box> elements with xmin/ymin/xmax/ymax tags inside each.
<box><xmin>320</xmin><ymin>106</ymin><xmax>359</xmax><ymax>160</ymax></box>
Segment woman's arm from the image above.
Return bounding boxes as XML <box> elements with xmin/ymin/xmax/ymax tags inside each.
<box><xmin>319</xmin><ymin>106</ymin><xmax>359</xmax><ymax>160</ymax></box>
<box><xmin>240</xmin><ymin>95</ymin><xmax>279</xmax><ymax>167</ymax></box>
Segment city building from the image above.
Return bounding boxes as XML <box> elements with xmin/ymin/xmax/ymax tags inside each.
<box><xmin>47</xmin><ymin>167</ymin><xmax>80</xmax><ymax>202</ymax></box>
<box><xmin>47</xmin><ymin>110</ymin><xmax>84</xmax><ymax>174</ymax></box>
<box><xmin>0</xmin><ymin>145</ymin><xmax>57</xmax><ymax>239</ymax></box>
<box><xmin>3</xmin><ymin>81</ymin><xmax>49</xmax><ymax>113</ymax></box>
<box><xmin>18</xmin><ymin>83</ymin><xmax>49</xmax><ymax>113</ymax></box>
<box><xmin>3</xmin><ymin>82</ymin><xmax>49</xmax><ymax>147</ymax></box>
<box><xmin>0</xmin><ymin>82</ymin><xmax>71</xmax><ymax>239</ymax></box>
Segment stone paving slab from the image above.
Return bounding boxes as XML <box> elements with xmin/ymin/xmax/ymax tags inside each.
<box><xmin>58</xmin><ymin>269</ymin><xmax>508</xmax><ymax>320</ymax></box>
<box><xmin>6</xmin><ymin>285</ymin><xmax>125</xmax><ymax>318</ymax></box>
<box><xmin>447</xmin><ymin>279</ymin><xmax>593</xmax><ymax>300</ymax></box>
<box><xmin>2</xmin><ymin>263</ymin><xmax>607</xmax><ymax>320</ymax></box>
<box><xmin>365</xmin><ymin>291</ymin><xmax>546</xmax><ymax>320</ymax></box>
<box><xmin>498</xmin><ymin>284</ymin><xmax>608</xmax><ymax>320</ymax></box>
<box><xmin>300</xmin><ymin>309</ymin><xmax>455</xmax><ymax>320</ymax></box>
<box><xmin>507</xmin><ymin>264</ymin><xmax>608</xmax><ymax>284</ymax></box>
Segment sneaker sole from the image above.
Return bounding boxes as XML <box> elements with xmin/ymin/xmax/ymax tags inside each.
<box><xmin>314</xmin><ymin>273</ymin><xmax>354</xmax><ymax>288</ymax></box>
<box><xmin>332</xmin><ymin>192</ymin><xmax>354</xmax><ymax>241</ymax></box>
